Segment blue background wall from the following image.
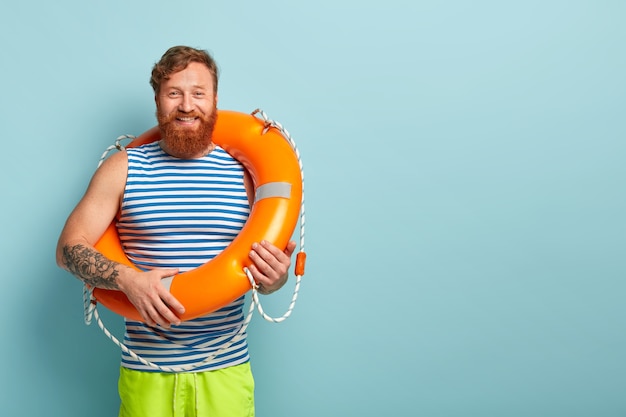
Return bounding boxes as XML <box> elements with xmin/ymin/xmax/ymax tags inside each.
<box><xmin>1</xmin><ymin>1</ymin><xmax>624</xmax><ymax>416</ymax></box>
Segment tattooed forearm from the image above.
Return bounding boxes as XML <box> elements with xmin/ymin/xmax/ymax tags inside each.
<box><xmin>62</xmin><ymin>244</ymin><xmax>120</xmax><ymax>290</ymax></box>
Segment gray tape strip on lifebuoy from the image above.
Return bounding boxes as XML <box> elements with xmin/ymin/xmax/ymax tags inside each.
<box><xmin>161</xmin><ymin>276</ymin><xmax>174</xmax><ymax>291</ymax></box>
<box><xmin>255</xmin><ymin>182</ymin><xmax>292</xmax><ymax>202</ymax></box>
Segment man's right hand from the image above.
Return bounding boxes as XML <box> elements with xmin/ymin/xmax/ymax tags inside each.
<box><xmin>118</xmin><ymin>268</ymin><xmax>186</xmax><ymax>327</ymax></box>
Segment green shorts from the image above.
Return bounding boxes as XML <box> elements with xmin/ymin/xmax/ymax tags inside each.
<box><xmin>118</xmin><ymin>362</ymin><xmax>255</xmax><ymax>417</ymax></box>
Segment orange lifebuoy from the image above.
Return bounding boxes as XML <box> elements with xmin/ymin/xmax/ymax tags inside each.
<box><xmin>92</xmin><ymin>109</ymin><xmax>303</xmax><ymax>322</ymax></box>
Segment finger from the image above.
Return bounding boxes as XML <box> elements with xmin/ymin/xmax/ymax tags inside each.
<box><xmin>157</xmin><ymin>306</ymin><xmax>182</xmax><ymax>327</ymax></box>
<box><xmin>140</xmin><ymin>311</ymin><xmax>156</xmax><ymax>327</ymax></box>
<box><xmin>159</xmin><ymin>288</ymin><xmax>185</xmax><ymax>315</ymax></box>
<box><xmin>147</xmin><ymin>299</ymin><xmax>181</xmax><ymax>327</ymax></box>
<box><xmin>250</xmin><ymin>243</ymin><xmax>272</xmax><ymax>267</ymax></box>
<box><xmin>137</xmin><ymin>284</ymin><xmax>182</xmax><ymax>328</ymax></box>
<box><xmin>158</xmin><ymin>268</ymin><xmax>179</xmax><ymax>279</ymax></box>
<box><xmin>283</xmin><ymin>240</ymin><xmax>297</xmax><ymax>257</ymax></box>
<box><xmin>138</xmin><ymin>304</ymin><xmax>160</xmax><ymax>327</ymax></box>
<box><xmin>254</xmin><ymin>247</ymin><xmax>290</xmax><ymax>280</ymax></box>
<box><xmin>258</xmin><ymin>240</ymin><xmax>289</xmax><ymax>259</ymax></box>
<box><xmin>247</xmin><ymin>262</ymin><xmax>273</xmax><ymax>287</ymax></box>
<box><xmin>248</xmin><ymin>250</ymin><xmax>272</xmax><ymax>280</ymax></box>
<box><xmin>255</xmin><ymin>241</ymin><xmax>291</xmax><ymax>268</ymax></box>
<box><xmin>157</xmin><ymin>268</ymin><xmax>185</xmax><ymax>318</ymax></box>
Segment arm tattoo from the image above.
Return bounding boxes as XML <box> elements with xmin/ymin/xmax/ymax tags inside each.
<box><xmin>62</xmin><ymin>244</ymin><xmax>120</xmax><ymax>290</ymax></box>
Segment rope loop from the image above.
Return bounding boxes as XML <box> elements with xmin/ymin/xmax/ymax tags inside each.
<box><xmin>97</xmin><ymin>134</ymin><xmax>136</xmax><ymax>168</ymax></box>
<box><xmin>90</xmin><ymin>296</ymin><xmax>256</xmax><ymax>373</ymax></box>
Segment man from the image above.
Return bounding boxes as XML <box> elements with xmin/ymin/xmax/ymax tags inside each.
<box><xmin>56</xmin><ymin>45</ymin><xmax>296</xmax><ymax>417</ymax></box>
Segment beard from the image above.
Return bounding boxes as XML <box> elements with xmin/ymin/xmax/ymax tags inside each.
<box><xmin>157</xmin><ymin>104</ymin><xmax>218</xmax><ymax>159</ymax></box>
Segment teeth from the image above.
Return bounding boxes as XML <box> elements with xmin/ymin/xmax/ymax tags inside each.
<box><xmin>178</xmin><ymin>117</ymin><xmax>196</xmax><ymax>121</ymax></box>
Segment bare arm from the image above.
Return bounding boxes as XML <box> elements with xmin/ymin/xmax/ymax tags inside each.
<box><xmin>56</xmin><ymin>151</ymin><xmax>130</xmax><ymax>286</ymax></box>
<box><xmin>56</xmin><ymin>151</ymin><xmax>184</xmax><ymax>326</ymax></box>
<box><xmin>60</xmin><ymin>243</ymin><xmax>122</xmax><ymax>290</ymax></box>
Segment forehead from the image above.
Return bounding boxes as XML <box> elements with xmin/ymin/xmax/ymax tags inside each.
<box><xmin>162</xmin><ymin>62</ymin><xmax>214</xmax><ymax>90</ymax></box>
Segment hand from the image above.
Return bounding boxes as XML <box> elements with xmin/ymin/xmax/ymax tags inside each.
<box><xmin>247</xmin><ymin>240</ymin><xmax>297</xmax><ymax>294</ymax></box>
<box><xmin>119</xmin><ymin>268</ymin><xmax>185</xmax><ymax>327</ymax></box>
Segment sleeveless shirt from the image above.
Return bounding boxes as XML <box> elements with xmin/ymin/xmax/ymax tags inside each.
<box><xmin>117</xmin><ymin>141</ymin><xmax>251</xmax><ymax>372</ymax></box>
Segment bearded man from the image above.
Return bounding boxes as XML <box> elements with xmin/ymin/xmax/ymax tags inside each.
<box><xmin>56</xmin><ymin>46</ymin><xmax>295</xmax><ymax>417</ymax></box>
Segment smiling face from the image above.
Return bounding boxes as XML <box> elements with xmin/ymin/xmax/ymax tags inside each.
<box><xmin>156</xmin><ymin>62</ymin><xmax>218</xmax><ymax>159</ymax></box>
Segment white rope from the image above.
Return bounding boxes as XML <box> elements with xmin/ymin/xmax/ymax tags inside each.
<box><xmin>84</xmin><ymin>109</ymin><xmax>306</xmax><ymax>371</ymax></box>
<box><xmin>250</xmin><ymin>108</ymin><xmax>306</xmax><ymax>322</ymax></box>
<box><xmin>92</xmin><ymin>296</ymin><xmax>256</xmax><ymax>373</ymax></box>
<box><xmin>245</xmin><ymin>268</ymin><xmax>303</xmax><ymax>323</ymax></box>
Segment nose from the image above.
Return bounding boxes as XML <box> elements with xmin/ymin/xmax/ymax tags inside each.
<box><xmin>179</xmin><ymin>93</ymin><xmax>194</xmax><ymax>113</ymax></box>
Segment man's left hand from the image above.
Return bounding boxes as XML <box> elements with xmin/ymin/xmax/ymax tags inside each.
<box><xmin>247</xmin><ymin>240</ymin><xmax>297</xmax><ymax>294</ymax></box>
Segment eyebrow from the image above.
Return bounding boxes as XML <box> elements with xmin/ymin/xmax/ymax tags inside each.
<box><xmin>164</xmin><ymin>84</ymin><xmax>209</xmax><ymax>92</ymax></box>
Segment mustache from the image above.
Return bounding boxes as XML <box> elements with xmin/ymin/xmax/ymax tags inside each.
<box><xmin>163</xmin><ymin>111</ymin><xmax>205</xmax><ymax>123</ymax></box>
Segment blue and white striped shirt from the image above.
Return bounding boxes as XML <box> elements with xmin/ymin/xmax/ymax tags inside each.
<box><xmin>117</xmin><ymin>141</ymin><xmax>251</xmax><ymax>372</ymax></box>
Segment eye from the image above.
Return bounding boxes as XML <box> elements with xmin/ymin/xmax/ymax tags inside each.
<box><xmin>168</xmin><ymin>91</ymin><xmax>181</xmax><ymax>97</ymax></box>
<box><xmin>194</xmin><ymin>91</ymin><xmax>205</xmax><ymax>97</ymax></box>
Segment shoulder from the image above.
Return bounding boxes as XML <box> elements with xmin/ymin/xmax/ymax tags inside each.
<box><xmin>87</xmin><ymin>150</ymin><xmax>128</xmax><ymax>197</ymax></box>
<box><xmin>96</xmin><ymin>150</ymin><xmax>128</xmax><ymax>176</ymax></box>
